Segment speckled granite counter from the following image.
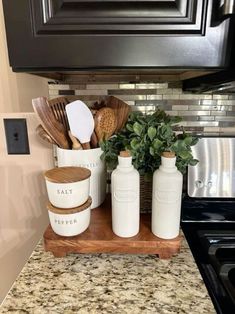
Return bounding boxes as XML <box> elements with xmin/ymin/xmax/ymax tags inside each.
<box><xmin>0</xmin><ymin>235</ymin><xmax>215</xmax><ymax>314</ymax></box>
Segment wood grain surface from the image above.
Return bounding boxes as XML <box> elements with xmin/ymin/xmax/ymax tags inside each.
<box><xmin>32</xmin><ymin>97</ymin><xmax>70</xmax><ymax>149</ymax></box>
<box><xmin>44</xmin><ymin>196</ymin><xmax>182</xmax><ymax>259</ymax></box>
<box><xmin>48</xmin><ymin>97</ymin><xmax>70</xmax><ymax>132</ymax></box>
<box><xmin>36</xmin><ymin>124</ymin><xmax>56</xmax><ymax>145</ymax></box>
<box><xmin>44</xmin><ymin>166</ymin><xmax>91</xmax><ymax>183</ymax></box>
<box><xmin>106</xmin><ymin>96</ymin><xmax>131</xmax><ymax>132</ymax></box>
<box><xmin>47</xmin><ymin>196</ymin><xmax>92</xmax><ymax>214</ymax></box>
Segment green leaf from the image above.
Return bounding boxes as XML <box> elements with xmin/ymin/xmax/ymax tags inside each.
<box><xmin>184</xmin><ymin>136</ymin><xmax>193</xmax><ymax>146</ymax></box>
<box><xmin>189</xmin><ymin>159</ymin><xmax>199</xmax><ymax>166</ymax></box>
<box><xmin>149</xmin><ymin>146</ymin><xmax>155</xmax><ymax>156</ymax></box>
<box><xmin>130</xmin><ymin>138</ymin><xmax>140</xmax><ymax>150</ymax></box>
<box><xmin>169</xmin><ymin>116</ymin><xmax>182</xmax><ymax>125</ymax></box>
<box><xmin>159</xmin><ymin>124</ymin><xmax>173</xmax><ymax>139</ymax></box>
<box><xmin>153</xmin><ymin>138</ymin><xmax>163</xmax><ymax>150</ymax></box>
<box><xmin>171</xmin><ymin>139</ymin><xmax>187</xmax><ymax>153</ymax></box>
<box><xmin>191</xmin><ymin>137</ymin><xmax>199</xmax><ymax>146</ymax></box>
<box><xmin>147</xmin><ymin>126</ymin><xmax>157</xmax><ymax>141</ymax></box>
<box><xmin>126</xmin><ymin>123</ymin><xmax>133</xmax><ymax>132</ymax></box>
<box><xmin>133</xmin><ymin>122</ymin><xmax>143</xmax><ymax>136</ymax></box>
<box><xmin>178</xmin><ymin>150</ymin><xmax>192</xmax><ymax>160</ymax></box>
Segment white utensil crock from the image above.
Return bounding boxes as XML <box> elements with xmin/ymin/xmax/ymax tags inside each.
<box><xmin>56</xmin><ymin>147</ymin><xmax>106</xmax><ymax>209</ymax></box>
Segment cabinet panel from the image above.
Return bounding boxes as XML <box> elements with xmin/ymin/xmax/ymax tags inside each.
<box><xmin>2</xmin><ymin>0</ymin><xmax>234</xmax><ymax>71</ymax></box>
<box><xmin>32</xmin><ymin>0</ymin><xmax>206</xmax><ymax>34</ymax></box>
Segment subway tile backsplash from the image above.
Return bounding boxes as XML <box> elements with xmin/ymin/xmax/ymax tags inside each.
<box><xmin>48</xmin><ymin>82</ymin><xmax>235</xmax><ymax>135</ymax></box>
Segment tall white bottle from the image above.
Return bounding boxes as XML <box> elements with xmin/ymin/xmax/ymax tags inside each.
<box><xmin>151</xmin><ymin>152</ymin><xmax>183</xmax><ymax>239</ymax></box>
<box><xmin>111</xmin><ymin>151</ymin><xmax>140</xmax><ymax>237</ymax></box>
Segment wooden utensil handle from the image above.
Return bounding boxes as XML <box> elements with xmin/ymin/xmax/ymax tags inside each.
<box><xmin>68</xmin><ymin>131</ymin><xmax>82</xmax><ymax>150</ymax></box>
<box><xmin>82</xmin><ymin>142</ymin><xmax>91</xmax><ymax>150</ymax></box>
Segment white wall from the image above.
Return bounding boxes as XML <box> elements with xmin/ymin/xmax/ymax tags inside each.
<box><xmin>0</xmin><ymin>2</ymin><xmax>54</xmax><ymax>305</ymax></box>
<box><xmin>0</xmin><ymin>113</ymin><xmax>54</xmax><ymax>304</ymax></box>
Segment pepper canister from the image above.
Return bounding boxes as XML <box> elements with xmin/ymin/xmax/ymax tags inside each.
<box><xmin>47</xmin><ymin>196</ymin><xmax>92</xmax><ymax>236</ymax></box>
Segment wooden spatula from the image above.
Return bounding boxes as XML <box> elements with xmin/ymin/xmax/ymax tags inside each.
<box><xmin>32</xmin><ymin>97</ymin><xmax>70</xmax><ymax>149</ymax></box>
<box><xmin>106</xmin><ymin>96</ymin><xmax>131</xmax><ymax>133</ymax></box>
<box><xmin>66</xmin><ymin>100</ymin><xmax>94</xmax><ymax>150</ymax></box>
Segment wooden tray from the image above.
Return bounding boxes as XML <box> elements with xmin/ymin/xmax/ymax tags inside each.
<box><xmin>43</xmin><ymin>198</ymin><xmax>182</xmax><ymax>259</ymax></box>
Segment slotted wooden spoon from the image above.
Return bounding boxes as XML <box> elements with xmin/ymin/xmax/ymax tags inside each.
<box><xmin>95</xmin><ymin>107</ymin><xmax>117</xmax><ymax>142</ymax></box>
<box><xmin>48</xmin><ymin>97</ymin><xmax>69</xmax><ymax>131</ymax></box>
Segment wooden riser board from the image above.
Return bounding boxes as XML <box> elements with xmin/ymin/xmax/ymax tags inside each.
<box><xmin>44</xmin><ymin>198</ymin><xmax>182</xmax><ymax>259</ymax></box>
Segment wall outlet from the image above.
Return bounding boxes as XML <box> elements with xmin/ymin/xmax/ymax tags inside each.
<box><xmin>4</xmin><ymin>118</ymin><xmax>30</xmax><ymax>155</ymax></box>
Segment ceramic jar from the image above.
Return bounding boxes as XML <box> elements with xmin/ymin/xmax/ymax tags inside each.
<box><xmin>44</xmin><ymin>166</ymin><xmax>91</xmax><ymax>208</ymax></box>
<box><xmin>151</xmin><ymin>152</ymin><xmax>183</xmax><ymax>239</ymax></box>
<box><xmin>47</xmin><ymin>196</ymin><xmax>92</xmax><ymax>236</ymax></box>
<box><xmin>111</xmin><ymin>151</ymin><xmax>140</xmax><ymax>237</ymax></box>
<box><xmin>56</xmin><ymin>147</ymin><xmax>106</xmax><ymax>209</ymax></box>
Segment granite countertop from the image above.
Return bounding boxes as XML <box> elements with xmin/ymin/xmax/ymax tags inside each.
<box><xmin>0</xmin><ymin>235</ymin><xmax>215</xmax><ymax>314</ymax></box>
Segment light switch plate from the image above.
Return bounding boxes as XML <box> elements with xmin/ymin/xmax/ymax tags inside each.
<box><xmin>4</xmin><ymin>118</ymin><xmax>30</xmax><ymax>154</ymax></box>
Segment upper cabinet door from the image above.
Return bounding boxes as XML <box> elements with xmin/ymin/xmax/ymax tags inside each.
<box><xmin>32</xmin><ymin>0</ymin><xmax>206</xmax><ymax>35</ymax></box>
<box><xmin>2</xmin><ymin>0</ymin><xmax>235</xmax><ymax>71</ymax></box>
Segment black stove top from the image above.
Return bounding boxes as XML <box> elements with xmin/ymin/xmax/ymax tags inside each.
<box><xmin>181</xmin><ymin>197</ymin><xmax>235</xmax><ymax>314</ymax></box>
<box><xmin>182</xmin><ymin>197</ymin><xmax>235</xmax><ymax>222</ymax></box>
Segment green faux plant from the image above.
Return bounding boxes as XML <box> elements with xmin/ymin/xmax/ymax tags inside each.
<box><xmin>100</xmin><ymin>109</ymin><xmax>199</xmax><ymax>177</ymax></box>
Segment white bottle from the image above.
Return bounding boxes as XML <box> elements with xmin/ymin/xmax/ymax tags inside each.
<box><xmin>111</xmin><ymin>151</ymin><xmax>140</xmax><ymax>237</ymax></box>
<box><xmin>151</xmin><ymin>152</ymin><xmax>183</xmax><ymax>239</ymax></box>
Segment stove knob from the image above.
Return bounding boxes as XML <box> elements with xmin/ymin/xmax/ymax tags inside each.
<box><xmin>195</xmin><ymin>180</ymin><xmax>203</xmax><ymax>188</ymax></box>
<box><xmin>207</xmin><ymin>181</ymin><xmax>213</xmax><ymax>188</ymax></box>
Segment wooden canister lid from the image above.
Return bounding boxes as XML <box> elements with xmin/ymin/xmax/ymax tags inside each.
<box><xmin>47</xmin><ymin>196</ymin><xmax>92</xmax><ymax>214</ymax></box>
<box><xmin>162</xmin><ymin>151</ymin><xmax>176</xmax><ymax>158</ymax></box>
<box><xmin>44</xmin><ymin>166</ymin><xmax>91</xmax><ymax>183</ymax></box>
<box><xmin>120</xmin><ymin>150</ymin><xmax>131</xmax><ymax>157</ymax></box>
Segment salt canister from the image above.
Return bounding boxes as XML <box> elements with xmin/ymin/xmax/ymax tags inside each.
<box><xmin>111</xmin><ymin>151</ymin><xmax>140</xmax><ymax>237</ymax></box>
<box><xmin>44</xmin><ymin>166</ymin><xmax>91</xmax><ymax>209</ymax></box>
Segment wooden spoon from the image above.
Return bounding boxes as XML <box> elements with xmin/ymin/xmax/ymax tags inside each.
<box><xmin>92</xmin><ymin>96</ymin><xmax>131</xmax><ymax>133</ymax></box>
<box><xmin>90</xmin><ymin>131</ymin><xmax>98</xmax><ymax>148</ymax></box>
<box><xmin>95</xmin><ymin>107</ymin><xmax>117</xmax><ymax>142</ymax></box>
<box><xmin>32</xmin><ymin>97</ymin><xmax>70</xmax><ymax>149</ymax></box>
<box><xmin>36</xmin><ymin>124</ymin><xmax>56</xmax><ymax>145</ymax></box>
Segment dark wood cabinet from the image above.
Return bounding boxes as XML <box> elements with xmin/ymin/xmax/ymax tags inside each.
<box><xmin>2</xmin><ymin>0</ymin><xmax>235</xmax><ymax>72</ymax></box>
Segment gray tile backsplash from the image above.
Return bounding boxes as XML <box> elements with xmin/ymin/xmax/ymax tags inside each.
<box><xmin>48</xmin><ymin>82</ymin><xmax>235</xmax><ymax>135</ymax></box>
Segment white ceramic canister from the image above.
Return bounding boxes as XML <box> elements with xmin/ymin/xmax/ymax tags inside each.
<box><xmin>44</xmin><ymin>166</ymin><xmax>91</xmax><ymax>208</ymax></box>
<box><xmin>151</xmin><ymin>152</ymin><xmax>183</xmax><ymax>239</ymax></box>
<box><xmin>56</xmin><ymin>147</ymin><xmax>106</xmax><ymax>209</ymax></box>
<box><xmin>47</xmin><ymin>196</ymin><xmax>92</xmax><ymax>236</ymax></box>
<box><xmin>111</xmin><ymin>151</ymin><xmax>140</xmax><ymax>237</ymax></box>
